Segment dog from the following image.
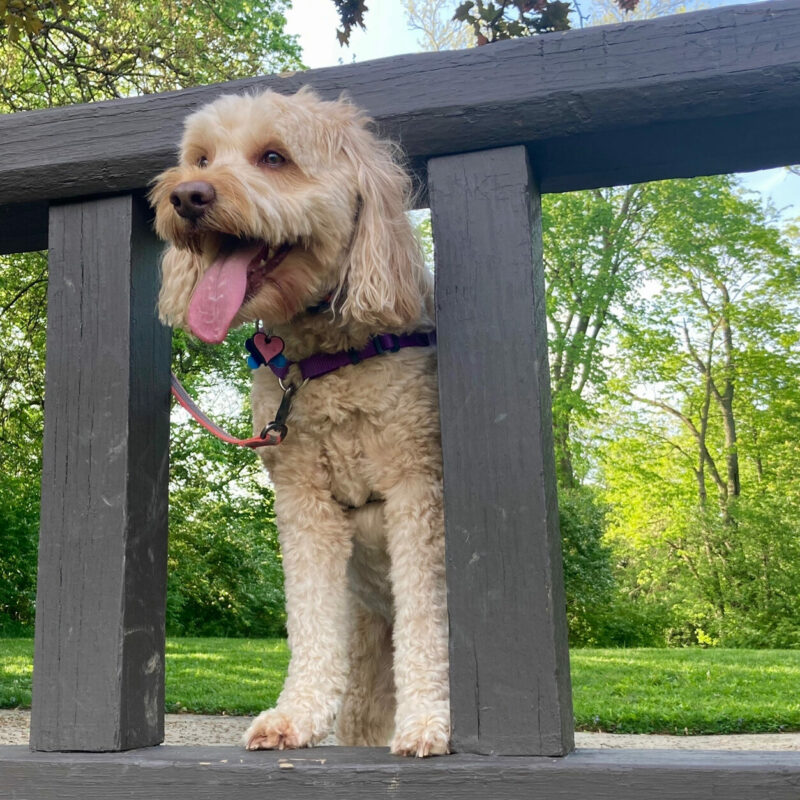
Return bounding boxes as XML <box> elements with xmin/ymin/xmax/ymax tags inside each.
<box><xmin>150</xmin><ymin>88</ymin><xmax>450</xmax><ymax>757</ymax></box>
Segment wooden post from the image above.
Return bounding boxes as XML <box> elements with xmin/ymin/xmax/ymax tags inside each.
<box><xmin>428</xmin><ymin>146</ymin><xmax>574</xmax><ymax>756</ymax></box>
<box><xmin>30</xmin><ymin>194</ymin><xmax>171</xmax><ymax>752</ymax></box>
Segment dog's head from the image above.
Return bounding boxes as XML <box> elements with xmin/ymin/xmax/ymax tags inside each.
<box><xmin>150</xmin><ymin>88</ymin><xmax>426</xmax><ymax>343</ymax></box>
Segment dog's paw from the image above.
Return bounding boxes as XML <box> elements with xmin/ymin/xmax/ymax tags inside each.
<box><xmin>391</xmin><ymin>712</ymin><xmax>450</xmax><ymax>758</ymax></box>
<box><xmin>243</xmin><ymin>709</ymin><xmax>314</xmax><ymax>751</ymax></box>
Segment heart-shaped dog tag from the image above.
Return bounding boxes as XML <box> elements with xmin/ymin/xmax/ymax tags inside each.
<box><xmin>245</xmin><ymin>332</ymin><xmax>285</xmax><ymax>367</ymax></box>
<box><xmin>254</xmin><ymin>333</ymin><xmax>285</xmax><ymax>364</ymax></box>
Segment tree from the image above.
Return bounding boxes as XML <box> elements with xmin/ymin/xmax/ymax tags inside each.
<box><xmin>1</xmin><ymin>0</ymin><xmax>301</xmax><ymax>110</ymax></box>
<box><xmin>332</xmin><ymin>0</ymin><xmax>642</xmax><ymax>48</ymax></box>
<box><xmin>586</xmin><ymin>0</ymin><xmax>689</xmax><ymax>26</ymax></box>
<box><xmin>453</xmin><ymin>0</ymin><xmax>572</xmax><ymax>43</ymax></box>
<box><xmin>0</xmin><ymin>253</ymin><xmax>47</xmax><ymax>634</ymax></box>
<box><xmin>0</xmin><ymin>0</ymin><xmax>302</xmax><ymax>634</ymax></box>
<box><xmin>402</xmin><ymin>1</ymin><xmax>651</xmax><ymax>642</ymax></box>
<box><xmin>603</xmin><ymin>176</ymin><xmax>800</xmax><ymax>645</ymax></box>
<box><xmin>621</xmin><ymin>176</ymin><xmax>795</xmax><ymax>514</ymax></box>
<box><xmin>166</xmin><ymin>329</ymin><xmax>287</xmax><ymax>636</ymax></box>
<box><xmin>542</xmin><ymin>185</ymin><xmax>665</xmax><ymax>488</ymax></box>
<box><xmin>404</xmin><ymin>0</ymin><xmax>472</xmax><ymax>51</ymax></box>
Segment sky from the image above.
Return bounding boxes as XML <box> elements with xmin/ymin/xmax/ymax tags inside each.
<box><xmin>284</xmin><ymin>0</ymin><xmax>800</xmax><ymax>219</ymax></box>
<box><xmin>285</xmin><ymin>1</ymin><xmax>420</xmax><ymax>70</ymax></box>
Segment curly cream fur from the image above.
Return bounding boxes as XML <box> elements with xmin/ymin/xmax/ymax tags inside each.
<box><xmin>151</xmin><ymin>88</ymin><xmax>449</xmax><ymax>757</ymax></box>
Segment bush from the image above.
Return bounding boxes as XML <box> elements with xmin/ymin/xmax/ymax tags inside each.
<box><xmin>560</xmin><ymin>487</ymin><xmax>615</xmax><ymax>645</ymax></box>
<box><xmin>560</xmin><ymin>486</ymin><xmax>677</xmax><ymax>647</ymax></box>
<box><xmin>167</xmin><ymin>482</ymin><xmax>286</xmax><ymax>638</ymax></box>
<box><xmin>0</xmin><ymin>475</ymin><xmax>39</xmax><ymax>635</ymax></box>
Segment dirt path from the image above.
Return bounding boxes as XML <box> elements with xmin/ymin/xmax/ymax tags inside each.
<box><xmin>2</xmin><ymin>709</ymin><xmax>799</xmax><ymax>750</ymax></box>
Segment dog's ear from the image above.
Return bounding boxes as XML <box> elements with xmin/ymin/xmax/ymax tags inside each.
<box><xmin>335</xmin><ymin>118</ymin><xmax>426</xmax><ymax>330</ymax></box>
<box><xmin>158</xmin><ymin>245</ymin><xmax>202</xmax><ymax>329</ymax></box>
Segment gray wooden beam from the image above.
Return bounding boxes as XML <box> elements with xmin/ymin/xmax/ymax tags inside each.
<box><xmin>3</xmin><ymin>0</ymin><xmax>800</xmax><ymax>252</ymax></box>
<box><xmin>31</xmin><ymin>194</ymin><xmax>171</xmax><ymax>752</ymax></box>
<box><xmin>429</xmin><ymin>146</ymin><xmax>573</xmax><ymax>756</ymax></box>
<box><xmin>3</xmin><ymin>746</ymin><xmax>800</xmax><ymax>799</ymax></box>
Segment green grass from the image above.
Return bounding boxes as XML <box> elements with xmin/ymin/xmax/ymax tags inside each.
<box><xmin>2</xmin><ymin>639</ymin><xmax>800</xmax><ymax>734</ymax></box>
<box><xmin>164</xmin><ymin>638</ymin><xmax>288</xmax><ymax>714</ymax></box>
<box><xmin>570</xmin><ymin>648</ymin><xmax>800</xmax><ymax>734</ymax></box>
<box><xmin>0</xmin><ymin>638</ymin><xmax>32</xmax><ymax>710</ymax></box>
<box><xmin>0</xmin><ymin>637</ymin><xmax>289</xmax><ymax>716</ymax></box>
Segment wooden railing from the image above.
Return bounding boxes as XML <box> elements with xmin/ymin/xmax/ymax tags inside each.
<box><xmin>2</xmin><ymin>1</ymin><xmax>800</xmax><ymax>796</ymax></box>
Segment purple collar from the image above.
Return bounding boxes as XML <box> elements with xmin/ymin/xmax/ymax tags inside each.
<box><xmin>245</xmin><ymin>330</ymin><xmax>437</xmax><ymax>383</ymax></box>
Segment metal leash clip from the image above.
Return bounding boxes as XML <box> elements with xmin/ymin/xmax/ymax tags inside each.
<box><xmin>260</xmin><ymin>381</ymin><xmax>301</xmax><ymax>441</ymax></box>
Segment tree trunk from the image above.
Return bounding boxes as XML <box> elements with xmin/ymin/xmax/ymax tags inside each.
<box><xmin>553</xmin><ymin>409</ymin><xmax>576</xmax><ymax>489</ymax></box>
<box><xmin>718</xmin><ymin>291</ymin><xmax>740</xmax><ymax>499</ymax></box>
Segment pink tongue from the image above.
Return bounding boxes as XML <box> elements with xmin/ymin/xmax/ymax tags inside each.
<box><xmin>187</xmin><ymin>243</ymin><xmax>262</xmax><ymax>343</ymax></box>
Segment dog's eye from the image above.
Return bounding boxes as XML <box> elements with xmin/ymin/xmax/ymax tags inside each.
<box><xmin>260</xmin><ymin>150</ymin><xmax>286</xmax><ymax>168</ymax></box>
<box><xmin>197</xmin><ymin>156</ymin><xmax>209</xmax><ymax>168</ymax></box>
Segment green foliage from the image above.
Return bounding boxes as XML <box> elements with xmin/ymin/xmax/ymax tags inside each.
<box><xmin>339</xmin><ymin>0</ymin><xmax>640</xmax><ymax>50</ymax></box>
<box><xmin>559</xmin><ymin>487</ymin><xmax>672</xmax><ymax>648</ymax></box>
<box><xmin>559</xmin><ymin>486</ymin><xmax>616</xmax><ymax>645</ymax></box>
<box><xmin>416</xmin><ymin>208</ymin><xmax>626</xmax><ymax>647</ymax></box>
<box><xmin>2</xmin><ymin>0</ymin><xmax>798</xmax><ymax>654</ymax></box>
<box><xmin>539</xmin><ymin>175</ymin><xmax>800</xmax><ymax>648</ymax></box>
<box><xmin>601</xmin><ymin>176</ymin><xmax>800</xmax><ymax>648</ymax></box>
<box><xmin>0</xmin><ymin>2</ymin><xmax>301</xmax><ymax>636</ymax></box>
<box><xmin>0</xmin><ymin>476</ymin><xmax>39</xmax><ymax>635</ymax></box>
<box><xmin>542</xmin><ymin>185</ymin><xmax>659</xmax><ymax>487</ymax></box>
<box><xmin>166</xmin><ymin>328</ymin><xmax>286</xmax><ymax>637</ymax></box>
<box><xmin>0</xmin><ymin>0</ymin><xmax>71</xmax><ymax>44</ymax></box>
<box><xmin>0</xmin><ymin>253</ymin><xmax>47</xmax><ymax>635</ymax></box>
<box><xmin>1</xmin><ymin>0</ymin><xmax>302</xmax><ymax>109</ymax></box>
<box><xmin>604</xmin><ymin>449</ymin><xmax>800</xmax><ymax>648</ymax></box>
<box><xmin>166</xmin><ymin>479</ymin><xmax>286</xmax><ymax>638</ymax></box>
<box><xmin>453</xmin><ymin>0</ymin><xmax>572</xmax><ymax>43</ymax></box>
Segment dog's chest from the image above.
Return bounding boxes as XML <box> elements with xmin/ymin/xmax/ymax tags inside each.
<box><xmin>252</xmin><ymin>369</ymin><xmax>383</xmax><ymax>508</ymax></box>
<box><xmin>320</xmin><ymin>421</ymin><xmax>375</xmax><ymax>508</ymax></box>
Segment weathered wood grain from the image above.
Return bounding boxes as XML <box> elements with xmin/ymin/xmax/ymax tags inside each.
<box><xmin>2</xmin><ymin>0</ymin><xmax>800</xmax><ymax>253</ymax></box>
<box><xmin>429</xmin><ymin>146</ymin><xmax>573</xmax><ymax>756</ymax></box>
<box><xmin>31</xmin><ymin>194</ymin><xmax>171</xmax><ymax>752</ymax></box>
<box><xmin>4</xmin><ymin>746</ymin><xmax>800</xmax><ymax>799</ymax></box>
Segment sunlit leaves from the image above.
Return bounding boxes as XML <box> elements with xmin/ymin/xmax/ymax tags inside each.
<box><xmin>0</xmin><ymin>0</ymin><xmax>301</xmax><ymax>634</ymax></box>
<box><xmin>601</xmin><ymin>175</ymin><xmax>800</xmax><ymax>646</ymax></box>
<box><xmin>0</xmin><ymin>0</ymin><xmax>302</xmax><ymax>110</ymax></box>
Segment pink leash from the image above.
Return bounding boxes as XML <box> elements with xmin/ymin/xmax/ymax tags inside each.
<box><xmin>170</xmin><ymin>372</ymin><xmax>283</xmax><ymax>448</ymax></box>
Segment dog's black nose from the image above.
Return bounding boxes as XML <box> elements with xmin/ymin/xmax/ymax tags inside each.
<box><xmin>170</xmin><ymin>181</ymin><xmax>216</xmax><ymax>220</ymax></box>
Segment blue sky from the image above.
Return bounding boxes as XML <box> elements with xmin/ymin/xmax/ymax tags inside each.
<box><xmin>284</xmin><ymin>1</ymin><xmax>800</xmax><ymax>219</ymax></box>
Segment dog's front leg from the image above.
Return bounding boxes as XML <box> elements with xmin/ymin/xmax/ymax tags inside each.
<box><xmin>244</xmin><ymin>456</ymin><xmax>353</xmax><ymax>751</ymax></box>
<box><xmin>384</xmin><ymin>475</ymin><xmax>451</xmax><ymax>757</ymax></box>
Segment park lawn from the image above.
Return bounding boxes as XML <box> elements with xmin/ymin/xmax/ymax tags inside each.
<box><xmin>163</xmin><ymin>637</ymin><xmax>289</xmax><ymax>714</ymax></box>
<box><xmin>570</xmin><ymin>648</ymin><xmax>800</xmax><ymax>734</ymax></box>
<box><xmin>2</xmin><ymin>640</ymin><xmax>799</xmax><ymax>734</ymax></box>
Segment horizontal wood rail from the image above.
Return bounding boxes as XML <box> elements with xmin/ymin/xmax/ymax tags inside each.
<box><xmin>3</xmin><ymin>0</ymin><xmax>800</xmax><ymax>254</ymax></box>
<box><xmin>4</xmin><ymin>746</ymin><xmax>800</xmax><ymax>799</ymax></box>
